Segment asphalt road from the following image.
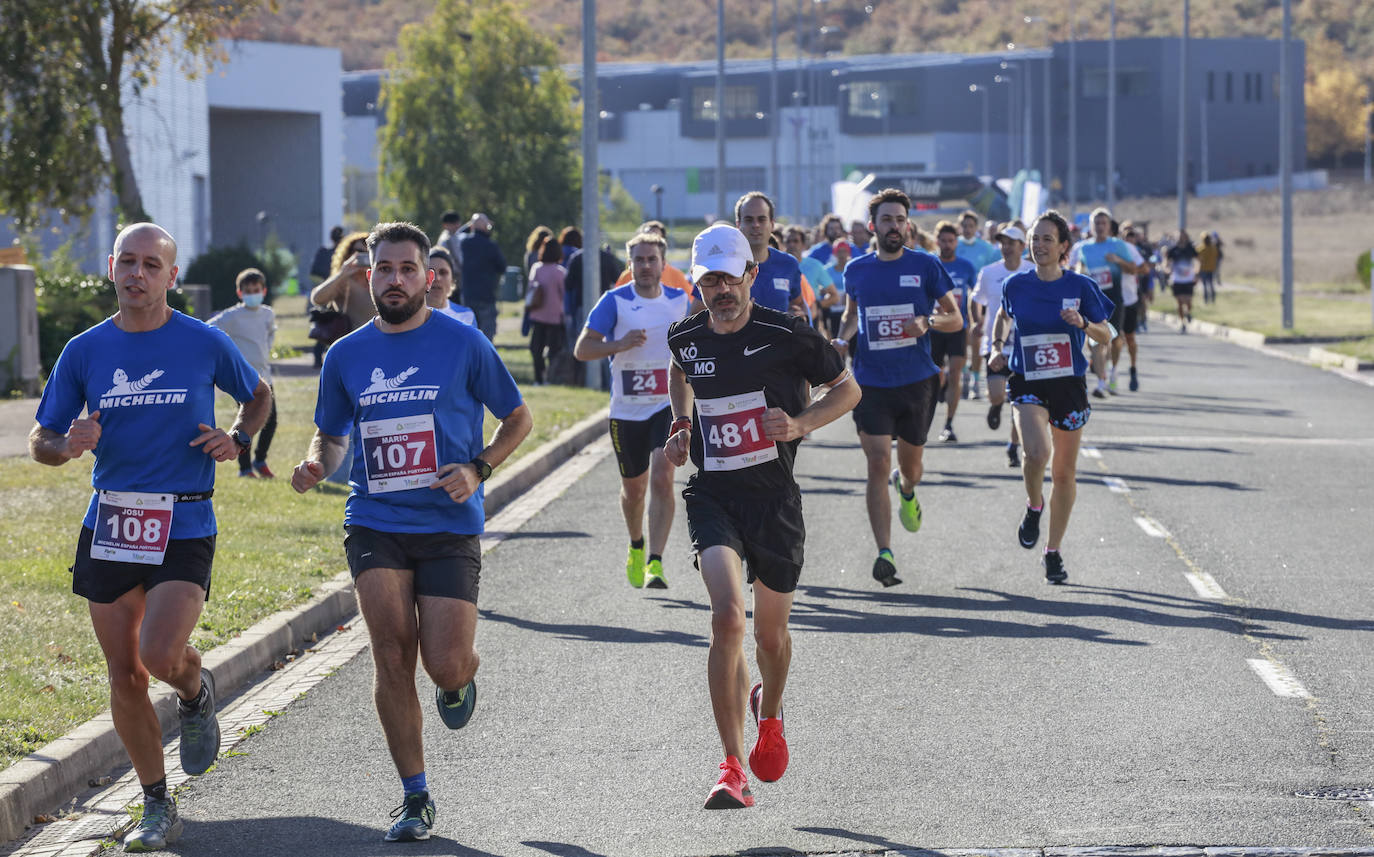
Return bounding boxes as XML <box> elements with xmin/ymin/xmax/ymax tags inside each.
<box><xmin>118</xmin><ymin>327</ymin><xmax>1374</xmax><ymax>855</ymax></box>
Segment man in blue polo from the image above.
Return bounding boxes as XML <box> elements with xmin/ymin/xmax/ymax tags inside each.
<box><xmin>31</xmin><ymin>222</ymin><xmax>272</xmax><ymax>852</ymax></box>
<box><xmin>834</xmin><ymin>189</ymin><xmax>963</xmax><ymax>588</ymax></box>
<box><xmin>735</xmin><ymin>191</ymin><xmax>805</xmax><ymax>316</ymax></box>
<box><xmin>291</xmin><ymin>221</ymin><xmax>532</xmax><ymax>843</ymax></box>
<box><xmin>932</xmin><ymin>221</ymin><xmax>980</xmax><ymax>442</ymax></box>
<box><xmin>1068</xmin><ymin>206</ymin><xmax>1140</xmax><ymax>398</ymax></box>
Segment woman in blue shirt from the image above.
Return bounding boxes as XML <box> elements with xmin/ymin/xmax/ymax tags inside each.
<box><xmin>987</xmin><ymin>210</ymin><xmax>1113</xmax><ymax>585</ymax></box>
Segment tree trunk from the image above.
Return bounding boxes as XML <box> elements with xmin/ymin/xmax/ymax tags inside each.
<box><xmin>102</xmin><ymin>101</ymin><xmax>150</xmax><ymax>226</ymax></box>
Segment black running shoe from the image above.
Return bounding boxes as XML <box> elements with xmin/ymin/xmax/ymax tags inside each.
<box><xmin>1042</xmin><ymin>550</ymin><xmax>1068</xmax><ymax>584</ymax></box>
<box><xmin>986</xmin><ymin>403</ymin><xmax>1002</xmax><ymax>431</ymax></box>
<box><xmin>872</xmin><ymin>550</ymin><xmax>902</xmax><ymax>587</ymax></box>
<box><xmin>1129</xmin><ymin>367</ymin><xmax>1139</xmax><ymax>392</ymax></box>
<box><xmin>1018</xmin><ymin>505</ymin><xmax>1042</xmax><ymax>549</ymax></box>
<box><xmin>1006</xmin><ymin>444</ymin><xmax>1020</xmax><ymax>468</ymax></box>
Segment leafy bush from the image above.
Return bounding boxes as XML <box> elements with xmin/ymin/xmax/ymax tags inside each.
<box><xmin>1358</xmin><ymin>249</ymin><xmax>1371</xmax><ymax>291</ymax></box>
<box><xmin>183</xmin><ymin>244</ymin><xmax>266</xmax><ymax>312</ymax></box>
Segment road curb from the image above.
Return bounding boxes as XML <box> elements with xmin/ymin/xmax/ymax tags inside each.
<box><xmin>0</xmin><ymin>404</ymin><xmax>609</xmax><ymax>845</ymax></box>
<box><xmin>1146</xmin><ymin>310</ymin><xmax>1374</xmax><ymax>386</ymax></box>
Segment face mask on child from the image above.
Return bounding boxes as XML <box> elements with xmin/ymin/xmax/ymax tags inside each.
<box><xmin>243</xmin><ymin>293</ymin><xmax>265</xmax><ymax>308</ymax></box>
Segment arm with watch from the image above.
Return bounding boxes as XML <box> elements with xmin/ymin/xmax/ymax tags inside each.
<box><xmin>430</xmin><ymin>402</ymin><xmax>533</xmax><ymax>504</ymax></box>
<box><xmin>192</xmin><ymin>378</ymin><xmax>273</xmax><ymax>463</ymax></box>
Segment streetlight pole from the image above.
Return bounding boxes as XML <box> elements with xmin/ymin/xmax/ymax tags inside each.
<box><xmin>996</xmin><ymin>71</ymin><xmax>1016</xmax><ymax>179</ymax></box>
<box><xmin>715</xmin><ymin>0</ymin><xmax>726</xmax><ymax>222</ymax></box>
<box><xmin>794</xmin><ymin>0</ymin><xmax>803</xmax><ymax>220</ymax></box>
<box><xmin>580</xmin><ymin>0</ymin><xmax>601</xmax><ymax>389</ymax></box>
<box><xmin>771</xmin><ymin>0</ymin><xmax>779</xmax><ymax>198</ymax></box>
<box><xmin>1068</xmin><ymin>0</ymin><xmax>1077</xmax><ymax>217</ymax></box>
<box><xmin>1279</xmin><ymin>0</ymin><xmax>1293</xmax><ymax>330</ymax></box>
<box><xmin>1177</xmin><ymin>0</ymin><xmax>1189</xmax><ymax>231</ymax></box>
<box><xmin>1107</xmin><ymin>0</ymin><xmax>1116</xmax><ymax>209</ymax></box>
<box><xmin>970</xmin><ymin>84</ymin><xmax>989</xmax><ymax>176</ymax></box>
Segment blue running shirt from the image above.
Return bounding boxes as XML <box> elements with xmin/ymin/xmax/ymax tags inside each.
<box><xmin>1000</xmin><ymin>270</ymin><xmax>1114</xmax><ymax>378</ymax></box>
<box><xmin>1069</xmin><ymin>237</ymin><xmax>1135</xmax><ymax>293</ymax></box>
<box><xmin>585</xmin><ymin>283</ymin><xmax>690</xmax><ymax>421</ymax></box>
<box><xmin>844</xmin><ymin>248</ymin><xmax>954</xmax><ymax>388</ymax></box>
<box><xmin>937</xmin><ymin>255</ymin><xmax>979</xmax><ymax>323</ymax></box>
<box><xmin>35</xmin><ymin>313</ymin><xmax>261</xmax><ymax>538</ymax></box>
<box><xmin>313</xmin><ymin>311</ymin><xmax>524</xmax><ymax>536</ymax></box>
<box><xmin>956</xmin><ymin>236</ymin><xmax>999</xmax><ymax>271</ymax></box>
<box><xmin>752</xmin><ymin>247</ymin><xmax>801</xmax><ymax>313</ymax></box>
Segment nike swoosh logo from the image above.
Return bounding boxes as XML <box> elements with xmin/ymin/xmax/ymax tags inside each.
<box><xmin>360</xmin><ymin>552</ymin><xmax>372</xmax><ymax>558</ymax></box>
<box><xmin>743</xmin><ymin>344</ymin><xmax>772</xmax><ymax>356</ymax></box>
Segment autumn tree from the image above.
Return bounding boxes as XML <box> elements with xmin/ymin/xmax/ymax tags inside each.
<box><xmin>379</xmin><ymin>0</ymin><xmax>580</xmax><ymax>260</ymax></box>
<box><xmin>0</xmin><ymin>1</ymin><xmax>268</xmax><ymax>230</ymax></box>
<box><xmin>1305</xmin><ymin>67</ymin><xmax>1372</xmax><ymax>164</ymax></box>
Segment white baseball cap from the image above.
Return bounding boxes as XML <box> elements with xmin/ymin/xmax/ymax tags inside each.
<box><xmin>997</xmin><ymin>224</ymin><xmax>1027</xmax><ymax>243</ymax></box>
<box><xmin>691</xmin><ymin>224</ymin><xmax>752</xmax><ymax>281</ymax></box>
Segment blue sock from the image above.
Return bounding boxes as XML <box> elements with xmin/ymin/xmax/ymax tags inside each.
<box><xmin>401</xmin><ymin>771</ymin><xmax>427</xmax><ymax>797</ymax></box>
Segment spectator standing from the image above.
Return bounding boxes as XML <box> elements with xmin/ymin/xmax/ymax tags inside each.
<box><xmin>524</xmin><ymin>225</ymin><xmax>553</xmax><ymax>273</ymax></box>
<box><xmin>209</xmin><ymin>268</ymin><xmax>279</xmax><ymax>478</ymax></box>
<box><xmin>310</xmin><ymin>225</ymin><xmax>344</xmax><ymax>286</ymax></box>
<box><xmin>437</xmin><ymin>211</ymin><xmax>465</xmax><ymax>297</ymax></box>
<box><xmin>1198</xmin><ymin>232</ymin><xmax>1220</xmax><ymax>304</ymax></box>
<box><xmin>559</xmin><ymin>226</ymin><xmax>583</xmax><ymax>267</ymax></box>
<box><xmin>458</xmin><ymin>213</ymin><xmax>507</xmax><ymax>341</ymax></box>
<box><xmin>527</xmin><ymin>238</ymin><xmax>567</xmax><ymax>384</ymax></box>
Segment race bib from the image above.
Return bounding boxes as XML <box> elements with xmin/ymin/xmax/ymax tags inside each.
<box><xmin>1021</xmin><ymin>333</ymin><xmax>1074</xmax><ymax>380</ymax></box>
<box><xmin>618</xmin><ymin>359</ymin><xmax>669</xmax><ymax>406</ymax></box>
<box><xmin>1173</xmin><ymin>259</ymin><xmax>1197</xmax><ymax>280</ymax></box>
<box><xmin>92</xmin><ymin>491</ymin><xmax>173</xmax><ymax>565</ymax></box>
<box><xmin>697</xmin><ymin>390</ymin><xmax>778</xmax><ymax>472</ymax></box>
<box><xmin>864</xmin><ymin>303</ymin><xmax>917</xmax><ymax>350</ymax></box>
<box><xmin>1087</xmin><ymin>266</ymin><xmax>1113</xmax><ymax>288</ymax></box>
<box><xmin>773</xmin><ymin>278</ymin><xmax>790</xmax><ymax>292</ymax></box>
<box><xmin>360</xmin><ymin>414</ymin><xmax>440</xmax><ymax>494</ymax></box>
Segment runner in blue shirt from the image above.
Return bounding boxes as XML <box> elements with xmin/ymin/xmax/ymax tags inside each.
<box><xmin>574</xmin><ymin>231</ymin><xmax>690</xmax><ymax>590</ymax></box>
<box><xmin>290</xmin><ymin>222</ymin><xmax>532</xmax><ymax>843</ymax></box>
<box><xmin>1068</xmin><ymin>207</ymin><xmax>1141</xmax><ymax>398</ymax></box>
<box><xmin>955</xmin><ymin>209</ymin><xmax>1000</xmax><ymax>271</ymax></box>
<box><xmin>988</xmin><ymin>210</ymin><xmax>1114</xmax><ymax>585</ymax></box>
<box><xmin>735</xmin><ymin>192</ymin><xmax>804</xmax><ymax>315</ymax></box>
<box><xmin>804</xmin><ymin>214</ymin><xmax>846</xmax><ymax>264</ymax></box>
<box><xmin>932</xmin><ymin>221</ymin><xmax>980</xmax><ymax>442</ymax></box>
<box><xmin>833</xmin><ymin>188</ymin><xmax>963</xmax><ymax>587</ymax></box>
<box><xmin>30</xmin><ymin>223</ymin><xmax>272</xmax><ymax>852</ymax></box>
<box><xmin>821</xmin><ymin>237</ymin><xmax>852</xmax><ymax>338</ymax></box>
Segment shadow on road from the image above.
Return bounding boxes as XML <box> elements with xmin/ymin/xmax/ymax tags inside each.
<box><xmin>794</xmin><ymin>826</ymin><xmax>916</xmax><ymax>853</ymax></box>
<box><xmin>479</xmin><ymin>609</ymin><xmax>708</xmax><ymax>648</ymax></box>
<box><xmin>162</xmin><ymin>816</ymin><xmax>502</xmax><ymax>856</ymax></box>
<box><xmin>522</xmin><ymin>842</ymin><xmax>607</xmax><ymax>857</ymax></box>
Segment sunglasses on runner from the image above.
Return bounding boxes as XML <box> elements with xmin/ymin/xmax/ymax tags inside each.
<box><xmin>695</xmin><ymin>264</ymin><xmax>755</xmax><ymax>290</ymax></box>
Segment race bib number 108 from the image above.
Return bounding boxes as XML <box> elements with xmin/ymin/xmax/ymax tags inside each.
<box><xmin>360</xmin><ymin>414</ymin><xmax>440</xmax><ymax>494</ymax></box>
<box><xmin>92</xmin><ymin>491</ymin><xmax>173</xmax><ymax>565</ymax></box>
<box><xmin>697</xmin><ymin>390</ymin><xmax>778</xmax><ymax>472</ymax></box>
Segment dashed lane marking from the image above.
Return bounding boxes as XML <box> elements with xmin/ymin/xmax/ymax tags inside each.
<box><xmin>1101</xmin><ymin>475</ymin><xmax>1130</xmax><ymax>494</ymax></box>
<box><xmin>1183</xmin><ymin>570</ymin><xmax>1230</xmax><ymax>600</ymax></box>
<box><xmin>1133</xmin><ymin>514</ymin><xmax>1170</xmax><ymax>538</ymax></box>
<box><xmin>1248</xmin><ymin>658</ymin><xmax>1313</xmax><ymax>699</ymax></box>
<box><xmin>1080</xmin><ymin>445</ymin><xmax>1102</xmax><ymax>459</ymax></box>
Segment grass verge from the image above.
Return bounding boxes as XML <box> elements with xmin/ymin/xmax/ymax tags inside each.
<box><xmin>1</xmin><ymin>306</ymin><xmax>605</xmax><ymax>768</ymax></box>
<box><xmin>1185</xmin><ymin>282</ymin><xmax>1374</xmax><ymax>340</ymax></box>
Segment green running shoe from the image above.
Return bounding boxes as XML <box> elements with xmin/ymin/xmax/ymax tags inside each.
<box><xmin>123</xmin><ymin>795</ymin><xmax>182</xmax><ymax>852</ymax></box>
<box><xmin>435</xmin><ymin>679</ymin><xmax>476</xmax><ymax>729</ymax></box>
<box><xmin>890</xmin><ymin>469</ymin><xmax>922</xmax><ymax>533</ymax></box>
<box><xmin>626</xmin><ymin>545</ymin><xmax>646</xmax><ymax>588</ymax></box>
<box><xmin>644</xmin><ymin>558</ymin><xmax>668</xmax><ymax>589</ymax></box>
<box><xmin>385</xmin><ymin>791</ymin><xmax>436</xmax><ymax>842</ymax></box>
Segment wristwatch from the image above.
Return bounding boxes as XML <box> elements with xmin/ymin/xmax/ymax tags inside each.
<box><xmin>471</xmin><ymin>457</ymin><xmax>493</xmax><ymax>482</ymax></box>
<box><xmin>230</xmin><ymin>429</ymin><xmax>252</xmax><ymax>454</ymax></box>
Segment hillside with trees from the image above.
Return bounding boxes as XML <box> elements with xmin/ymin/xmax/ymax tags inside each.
<box><xmin>229</xmin><ymin>0</ymin><xmax>1374</xmax><ymax>162</ymax></box>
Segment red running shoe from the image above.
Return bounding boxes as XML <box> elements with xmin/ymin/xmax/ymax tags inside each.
<box><xmin>703</xmin><ymin>756</ymin><xmax>753</xmax><ymax>809</ymax></box>
<box><xmin>252</xmin><ymin>461</ymin><xmax>276</xmax><ymax>479</ymax></box>
<box><xmin>748</xmin><ymin>682</ymin><xmax>789</xmax><ymax>782</ymax></box>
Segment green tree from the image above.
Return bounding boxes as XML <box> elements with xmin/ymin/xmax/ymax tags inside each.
<box><xmin>0</xmin><ymin>0</ymin><xmax>268</xmax><ymax>230</ymax></box>
<box><xmin>379</xmin><ymin>0</ymin><xmax>581</xmax><ymax>261</ymax></box>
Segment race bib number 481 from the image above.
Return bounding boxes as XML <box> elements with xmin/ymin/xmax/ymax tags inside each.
<box><xmin>92</xmin><ymin>491</ymin><xmax>173</xmax><ymax>565</ymax></box>
<box><xmin>697</xmin><ymin>390</ymin><xmax>778</xmax><ymax>472</ymax></box>
<box><xmin>864</xmin><ymin>303</ymin><xmax>917</xmax><ymax>350</ymax></box>
<box><xmin>1020</xmin><ymin>333</ymin><xmax>1074</xmax><ymax>380</ymax></box>
<box><xmin>360</xmin><ymin>414</ymin><xmax>440</xmax><ymax>493</ymax></box>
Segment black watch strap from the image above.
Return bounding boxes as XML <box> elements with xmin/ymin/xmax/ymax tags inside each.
<box><xmin>472</xmin><ymin>457</ymin><xmax>493</xmax><ymax>482</ymax></box>
<box><xmin>231</xmin><ymin>429</ymin><xmax>252</xmax><ymax>453</ymax></box>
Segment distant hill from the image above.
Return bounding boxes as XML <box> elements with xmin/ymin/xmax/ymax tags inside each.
<box><xmin>231</xmin><ymin>0</ymin><xmax>1371</xmax><ymax>80</ymax></box>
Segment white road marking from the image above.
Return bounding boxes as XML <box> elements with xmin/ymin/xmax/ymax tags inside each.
<box><xmin>1133</xmin><ymin>515</ymin><xmax>1170</xmax><ymax>538</ymax></box>
<box><xmin>1090</xmin><ymin>434</ymin><xmax>1374</xmax><ymax>447</ymax></box>
<box><xmin>1183</xmin><ymin>570</ymin><xmax>1229</xmax><ymax>600</ymax></box>
<box><xmin>1248</xmin><ymin>658</ymin><xmax>1312</xmax><ymax>698</ymax></box>
<box><xmin>1102</xmin><ymin>476</ymin><xmax>1130</xmax><ymax>494</ymax></box>
<box><xmin>482</xmin><ymin>437</ymin><xmax>613</xmax><ymax>553</ymax></box>
<box><xmin>1080</xmin><ymin>446</ymin><xmax>1102</xmax><ymax>459</ymax></box>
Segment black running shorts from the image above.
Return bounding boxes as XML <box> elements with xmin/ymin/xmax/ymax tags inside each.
<box><xmin>1171</xmin><ymin>282</ymin><xmax>1195</xmax><ymax>298</ymax></box>
<box><xmin>1121</xmin><ymin>303</ymin><xmax>1139</xmax><ymax>335</ymax></box>
<box><xmin>683</xmin><ymin>484</ymin><xmax>805</xmax><ymax>594</ymax></box>
<box><xmin>71</xmin><ymin>526</ymin><xmax>215</xmax><ymax>604</ymax></box>
<box><xmin>344</xmin><ymin>525</ymin><xmax>481</xmax><ymax>603</ymax></box>
<box><xmin>1103</xmin><ymin>286</ymin><xmax>1125</xmax><ymax>332</ymax></box>
<box><xmin>928</xmin><ymin>329</ymin><xmax>967</xmax><ymax>368</ymax></box>
<box><xmin>852</xmin><ymin>375</ymin><xmax>940</xmax><ymax>446</ymax></box>
<box><xmin>1008</xmin><ymin>373</ymin><xmax>1091</xmax><ymax>432</ymax></box>
<box><xmin>609</xmin><ymin>408</ymin><xmax>672</xmax><ymax>479</ymax></box>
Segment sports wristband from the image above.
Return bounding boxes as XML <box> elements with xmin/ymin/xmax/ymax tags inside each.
<box><xmin>670</xmin><ymin>417</ymin><xmax>692</xmax><ymax>435</ymax></box>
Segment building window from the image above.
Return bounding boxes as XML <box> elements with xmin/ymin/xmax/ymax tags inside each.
<box><xmin>1225</xmin><ymin>72</ymin><xmax>1233</xmax><ymax>102</ymax></box>
<box><xmin>1081</xmin><ymin>68</ymin><xmax>1150</xmax><ymax>98</ymax></box>
<box><xmin>846</xmin><ymin>81</ymin><xmax>884</xmax><ymax>117</ymax></box>
<box><xmin>692</xmin><ymin>85</ymin><xmax>760</xmax><ymax>121</ymax></box>
<box><xmin>1207</xmin><ymin>71</ymin><xmax>1215</xmax><ymax>102</ymax></box>
<box><xmin>692</xmin><ymin>166</ymin><xmax>768</xmax><ymax>194</ymax></box>
<box><xmin>1254</xmin><ymin>73</ymin><xmax>1262</xmax><ymax>101</ymax></box>
<box><xmin>1244</xmin><ymin>73</ymin><xmax>1251</xmax><ymax>101</ymax></box>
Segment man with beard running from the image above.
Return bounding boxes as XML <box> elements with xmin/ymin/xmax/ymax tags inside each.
<box><xmin>665</xmin><ymin>224</ymin><xmax>858</xmax><ymax>809</ymax></box>
<box><xmin>833</xmin><ymin>189</ymin><xmax>963</xmax><ymax>587</ymax></box>
<box><xmin>931</xmin><ymin>221</ymin><xmax>978</xmax><ymax>442</ymax></box>
<box><xmin>291</xmin><ymin>222</ymin><xmax>532</xmax><ymax>842</ymax></box>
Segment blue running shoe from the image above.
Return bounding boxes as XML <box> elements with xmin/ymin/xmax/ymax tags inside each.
<box><xmin>123</xmin><ymin>795</ymin><xmax>182</xmax><ymax>852</ymax></box>
<box><xmin>178</xmin><ymin>668</ymin><xmax>220</xmax><ymax>776</ymax></box>
<box><xmin>385</xmin><ymin>791</ymin><xmax>436</xmax><ymax>842</ymax></box>
<box><xmin>435</xmin><ymin>680</ymin><xmax>476</xmax><ymax>729</ymax></box>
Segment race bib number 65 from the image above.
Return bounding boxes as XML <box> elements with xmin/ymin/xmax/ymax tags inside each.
<box><xmin>92</xmin><ymin>491</ymin><xmax>173</xmax><ymax>565</ymax></box>
<box><xmin>360</xmin><ymin>414</ymin><xmax>440</xmax><ymax>493</ymax></box>
<box><xmin>864</xmin><ymin>303</ymin><xmax>917</xmax><ymax>351</ymax></box>
<box><xmin>697</xmin><ymin>390</ymin><xmax>778</xmax><ymax>472</ymax></box>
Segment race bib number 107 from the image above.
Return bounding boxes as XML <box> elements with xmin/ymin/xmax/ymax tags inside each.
<box><xmin>92</xmin><ymin>491</ymin><xmax>173</xmax><ymax>565</ymax></box>
<box><xmin>360</xmin><ymin>414</ymin><xmax>440</xmax><ymax>494</ymax></box>
<box><xmin>697</xmin><ymin>390</ymin><xmax>778</xmax><ymax>472</ymax></box>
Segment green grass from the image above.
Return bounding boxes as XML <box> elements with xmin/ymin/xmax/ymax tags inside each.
<box><xmin>1188</xmin><ymin>282</ymin><xmax>1374</xmax><ymax>340</ymax></box>
<box><xmin>1326</xmin><ymin>337</ymin><xmax>1374</xmax><ymax>363</ymax></box>
<box><xmin>0</xmin><ymin>305</ymin><xmax>605</xmax><ymax>769</ymax></box>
